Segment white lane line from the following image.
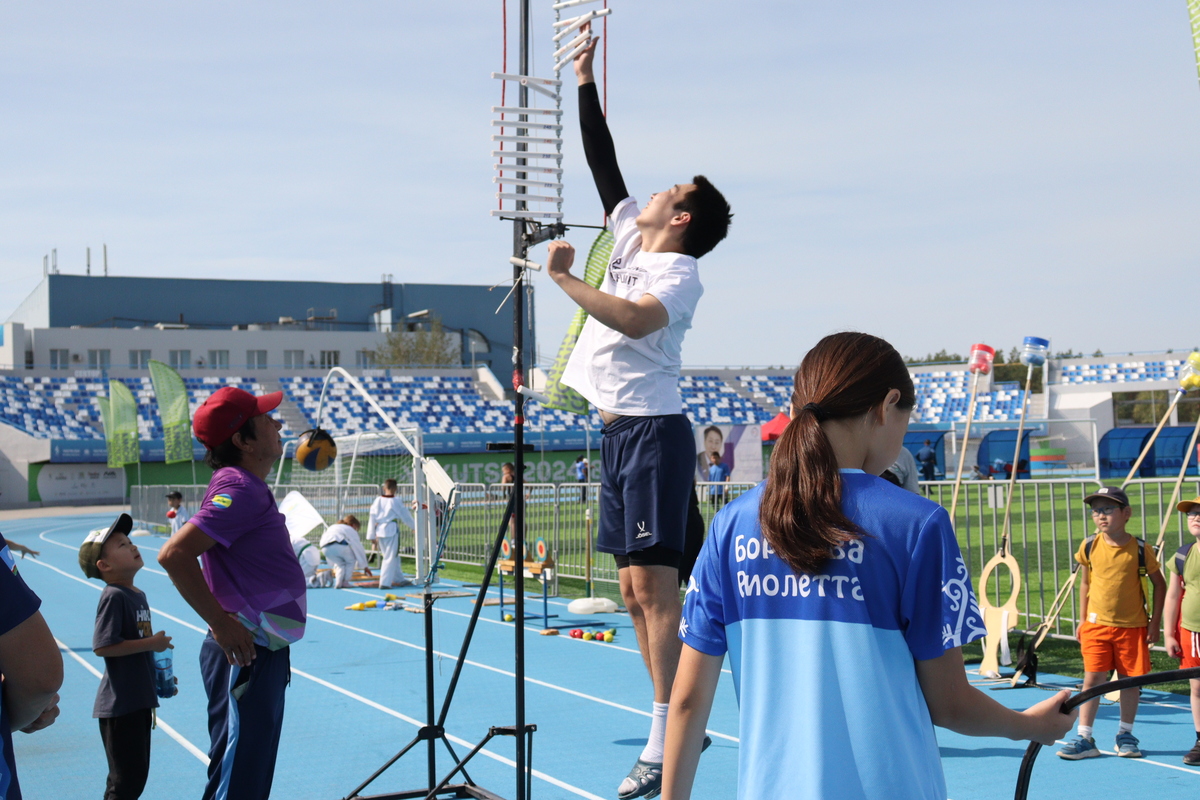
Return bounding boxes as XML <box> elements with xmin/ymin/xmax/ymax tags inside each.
<box><xmin>291</xmin><ymin>668</ymin><xmax>606</xmax><ymax>800</ymax></box>
<box><xmin>25</xmin><ymin>539</ymin><xmax>611</xmax><ymax>798</ymax></box>
<box><xmin>54</xmin><ymin>638</ymin><xmax>210</xmax><ymax>764</ymax></box>
<box><xmin>339</xmin><ymin>586</ymin><xmax>737</xmax><ymax>676</ymax></box>
<box><xmin>38</xmin><ymin>526</ymin><xmax>170</xmax><ymax>577</ymax></box>
<box><xmin>309</xmin><ymin>614</ymin><xmax>740</xmax><ymax>744</ymax></box>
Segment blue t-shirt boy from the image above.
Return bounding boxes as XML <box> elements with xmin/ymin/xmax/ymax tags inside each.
<box><xmin>680</xmin><ymin>470</ymin><xmax>986</xmax><ymax>800</ymax></box>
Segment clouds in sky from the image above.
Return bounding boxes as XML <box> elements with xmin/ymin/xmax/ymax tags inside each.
<box><xmin>2</xmin><ymin>1</ymin><xmax>1198</xmax><ymax>366</ymax></box>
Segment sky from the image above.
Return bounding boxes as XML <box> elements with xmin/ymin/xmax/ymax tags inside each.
<box><xmin>2</xmin><ymin>1</ymin><xmax>1198</xmax><ymax>368</ymax></box>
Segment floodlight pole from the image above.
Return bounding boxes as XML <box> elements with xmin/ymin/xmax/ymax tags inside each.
<box><xmin>510</xmin><ymin>3</ymin><xmax>531</xmax><ymax>799</ymax></box>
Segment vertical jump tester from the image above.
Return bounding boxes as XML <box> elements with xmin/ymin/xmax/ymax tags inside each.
<box><xmin>340</xmin><ymin>2</ymin><xmax>612</xmax><ymax>798</ymax></box>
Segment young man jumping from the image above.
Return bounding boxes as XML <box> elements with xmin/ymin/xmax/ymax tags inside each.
<box><xmin>546</xmin><ymin>31</ymin><xmax>732</xmax><ymax>800</ymax></box>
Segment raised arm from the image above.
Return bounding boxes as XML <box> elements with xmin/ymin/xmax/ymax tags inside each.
<box><xmin>574</xmin><ymin>30</ymin><xmax>629</xmax><ymax>217</ymax></box>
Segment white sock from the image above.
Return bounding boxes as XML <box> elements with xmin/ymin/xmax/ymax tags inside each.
<box><xmin>1118</xmin><ymin>721</ymin><xmax>1134</xmax><ymax>735</ymax></box>
<box><xmin>1078</xmin><ymin>725</ymin><xmax>1094</xmax><ymax>740</ymax></box>
<box><xmin>640</xmin><ymin>702</ymin><xmax>670</xmax><ymax>763</ymax></box>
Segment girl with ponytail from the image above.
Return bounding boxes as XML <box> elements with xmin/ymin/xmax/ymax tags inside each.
<box><xmin>662</xmin><ymin>332</ymin><xmax>1075</xmax><ymax>800</ymax></box>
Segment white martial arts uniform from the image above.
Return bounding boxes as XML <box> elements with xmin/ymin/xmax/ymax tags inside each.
<box><xmin>367</xmin><ymin>495</ymin><xmax>415</xmax><ymax>588</ymax></box>
<box><xmin>291</xmin><ymin>534</ymin><xmax>326</xmax><ymax>587</ymax></box>
<box><xmin>320</xmin><ymin>523</ymin><xmax>369</xmax><ymax>588</ymax></box>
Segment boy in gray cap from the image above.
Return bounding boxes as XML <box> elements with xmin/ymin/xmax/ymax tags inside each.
<box><xmin>80</xmin><ymin>513</ymin><xmax>175</xmax><ymax>799</ymax></box>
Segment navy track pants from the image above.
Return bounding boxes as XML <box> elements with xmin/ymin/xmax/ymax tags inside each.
<box><xmin>199</xmin><ymin>634</ymin><xmax>290</xmax><ymax>800</ymax></box>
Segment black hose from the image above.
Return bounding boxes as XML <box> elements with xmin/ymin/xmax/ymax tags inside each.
<box><xmin>1014</xmin><ymin>667</ymin><xmax>1200</xmax><ymax>800</ymax></box>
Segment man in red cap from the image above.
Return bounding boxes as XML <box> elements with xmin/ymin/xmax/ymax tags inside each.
<box><xmin>158</xmin><ymin>387</ymin><xmax>306</xmax><ymax>800</ymax></box>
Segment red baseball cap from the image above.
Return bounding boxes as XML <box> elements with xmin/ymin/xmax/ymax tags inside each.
<box><xmin>193</xmin><ymin>386</ymin><xmax>283</xmax><ymax>448</ymax></box>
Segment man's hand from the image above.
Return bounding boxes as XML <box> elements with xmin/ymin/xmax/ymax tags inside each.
<box><xmin>546</xmin><ymin>240</ymin><xmax>576</xmax><ymax>283</ymax></box>
<box><xmin>1074</xmin><ymin>623</ymin><xmax>1083</xmax><ymax>642</ymax></box>
<box><xmin>1146</xmin><ymin>618</ymin><xmax>1161</xmax><ymax>645</ymax></box>
<box><xmin>573</xmin><ymin>23</ymin><xmax>597</xmax><ymax>86</ymax></box>
<box><xmin>148</xmin><ymin>631</ymin><xmax>174</xmax><ymax>653</ymax></box>
<box><xmin>211</xmin><ymin>614</ymin><xmax>257</xmax><ymax>667</ymax></box>
<box><xmin>19</xmin><ymin>693</ymin><xmax>60</xmax><ymax>734</ymax></box>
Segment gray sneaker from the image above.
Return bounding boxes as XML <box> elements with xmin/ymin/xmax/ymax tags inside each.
<box><xmin>1115</xmin><ymin>731</ymin><xmax>1143</xmax><ymax>758</ymax></box>
<box><xmin>1057</xmin><ymin>735</ymin><xmax>1100</xmax><ymax>760</ymax></box>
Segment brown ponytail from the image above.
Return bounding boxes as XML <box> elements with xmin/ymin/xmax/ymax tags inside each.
<box><xmin>759</xmin><ymin>332</ymin><xmax>915</xmax><ymax>575</ymax></box>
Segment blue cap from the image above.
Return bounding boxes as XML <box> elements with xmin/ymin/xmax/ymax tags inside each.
<box><xmin>1023</xmin><ymin>336</ymin><xmax>1049</xmax><ymax>348</ymax></box>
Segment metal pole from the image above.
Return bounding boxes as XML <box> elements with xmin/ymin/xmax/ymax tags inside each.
<box><xmin>513</xmin><ymin>3</ymin><xmax>531</xmax><ymax>797</ymax></box>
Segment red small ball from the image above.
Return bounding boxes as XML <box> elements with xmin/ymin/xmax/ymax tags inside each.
<box><xmin>166</xmin><ymin>509</ymin><xmax>177</xmax><ymax>519</ymax></box>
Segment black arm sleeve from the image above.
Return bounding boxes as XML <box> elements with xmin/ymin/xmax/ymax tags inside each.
<box><xmin>579</xmin><ymin>82</ymin><xmax>630</xmax><ymax>217</ymax></box>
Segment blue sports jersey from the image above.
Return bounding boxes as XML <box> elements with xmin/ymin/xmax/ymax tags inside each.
<box><xmin>680</xmin><ymin>470</ymin><xmax>985</xmax><ymax>800</ymax></box>
<box><xmin>1</xmin><ymin>534</ymin><xmax>42</xmax><ymax>800</ymax></box>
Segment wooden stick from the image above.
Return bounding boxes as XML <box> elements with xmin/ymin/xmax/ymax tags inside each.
<box><xmin>1153</xmin><ymin>411</ymin><xmax>1200</xmax><ymax>555</ymax></box>
<box><xmin>976</xmin><ymin>366</ymin><xmax>1035</xmax><ymax>678</ymax></box>
<box><xmin>949</xmin><ymin>370</ymin><xmax>983</xmax><ymax>522</ymax></box>
<box><xmin>1121</xmin><ymin>389</ymin><xmax>1184</xmax><ymax>488</ymax></box>
<box><xmin>997</xmin><ymin>364</ymin><xmax>1036</xmax><ymax>555</ymax></box>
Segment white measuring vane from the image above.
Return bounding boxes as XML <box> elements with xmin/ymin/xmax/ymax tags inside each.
<box><xmin>489</xmin><ymin>0</ymin><xmax>612</xmax><ymax>222</ymax></box>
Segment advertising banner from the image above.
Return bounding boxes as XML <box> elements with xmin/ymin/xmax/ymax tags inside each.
<box><xmin>694</xmin><ymin>424</ymin><xmax>763</xmax><ymax>483</ymax></box>
<box><xmin>541</xmin><ymin>229</ymin><xmax>614</xmax><ymax>415</ymax></box>
<box><xmin>33</xmin><ymin>464</ymin><xmax>126</xmax><ymax>503</ymax></box>
<box><xmin>102</xmin><ymin>379</ymin><xmax>140</xmax><ymax>468</ymax></box>
<box><xmin>149</xmin><ymin>360</ymin><xmax>193</xmax><ymax>464</ymax></box>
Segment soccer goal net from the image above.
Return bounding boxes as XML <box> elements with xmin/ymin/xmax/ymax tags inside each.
<box><xmin>272</xmin><ymin>368</ymin><xmax>459</xmax><ymax>585</ymax></box>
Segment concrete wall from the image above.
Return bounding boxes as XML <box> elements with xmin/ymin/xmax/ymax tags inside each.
<box><xmin>4</xmin><ymin>274</ymin><xmax>527</xmax><ymax>370</ymax></box>
<box><xmin>0</xmin><ymin>422</ymin><xmax>50</xmax><ymax>508</ymax></box>
<box><xmin>1047</xmin><ymin>387</ymin><xmax>1112</xmax><ymax>470</ymax></box>
<box><xmin>26</xmin><ymin>327</ymin><xmax>460</xmax><ymax>372</ymax></box>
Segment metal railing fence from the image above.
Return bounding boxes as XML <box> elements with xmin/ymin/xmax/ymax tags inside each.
<box><xmin>134</xmin><ymin>476</ymin><xmax>1200</xmax><ymax>640</ymax></box>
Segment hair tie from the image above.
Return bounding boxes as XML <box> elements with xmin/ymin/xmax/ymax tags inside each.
<box><xmin>801</xmin><ymin>402</ymin><xmax>828</xmax><ymax>422</ymax></box>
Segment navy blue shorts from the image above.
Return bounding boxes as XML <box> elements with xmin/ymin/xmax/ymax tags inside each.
<box><xmin>599</xmin><ymin>414</ymin><xmax>693</xmax><ymax>558</ymax></box>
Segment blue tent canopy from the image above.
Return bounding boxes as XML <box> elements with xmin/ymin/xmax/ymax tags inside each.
<box><xmin>904</xmin><ymin>431</ymin><xmax>946</xmax><ymax>479</ymax></box>
<box><xmin>976</xmin><ymin>429</ymin><xmax>1031</xmax><ymax>479</ymax></box>
<box><xmin>1098</xmin><ymin>427</ymin><xmax>1155</xmax><ymax>480</ymax></box>
<box><xmin>1152</xmin><ymin>425</ymin><xmax>1199</xmax><ymax>477</ymax></box>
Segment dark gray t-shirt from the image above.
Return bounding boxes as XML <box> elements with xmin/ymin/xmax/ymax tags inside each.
<box><xmin>92</xmin><ymin>584</ymin><xmax>158</xmax><ymax>718</ymax></box>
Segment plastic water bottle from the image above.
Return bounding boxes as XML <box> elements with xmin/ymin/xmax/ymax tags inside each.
<box><xmin>154</xmin><ymin>652</ymin><xmax>176</xmax><ymax>699</ymax></box>
<box><xmin>967</xmin><ymin>343</ymin><xmax>996</xmax><ymax>375</ymax></box>
<box><xmin>1019</xmin><ymin>336</ymin><xmax>1050</xmax><ymax>367</ymax></box>
<box><xmin>1180</xmin><ymin>351</ymin><xmax>1200</xmax><ymax>392</ymax></box>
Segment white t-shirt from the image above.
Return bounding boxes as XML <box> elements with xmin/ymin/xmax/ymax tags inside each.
<box><xmin>168</xmin><ymin>505</ymin><xmax>191</xmax><ymax>535</ymax></box>
<box><xmin>561</xmin><ymin>197</ymin><xmax>703</xmax><ymax>416</ymax></box>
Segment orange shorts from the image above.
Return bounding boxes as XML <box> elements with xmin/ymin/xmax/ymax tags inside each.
<box><xmin>1079</xmin><ymin>622</ymin><xmax>1150</xmax><ymax>676</ymax></box>
<box><xmin>1179</xmin><ymin>626</ymin><xmax>1200</xmax><ymax>670</ymax></box>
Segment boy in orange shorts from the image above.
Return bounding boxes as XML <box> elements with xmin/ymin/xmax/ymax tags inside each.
<box><xmin>1164</xmin><ymin>494</ymin><xmax>1200</xmax><ymax>765</ymax></box>
<box><xmin>1058</xmin><ymin>486</ymin><xmax>1166</xmax><ymax>760</ymax></box>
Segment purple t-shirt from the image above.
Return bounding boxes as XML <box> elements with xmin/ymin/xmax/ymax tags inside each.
<box><xmin>190</xmin><ymin>467</ymin><xmax>306</xmax><ymax>650</ymax></box>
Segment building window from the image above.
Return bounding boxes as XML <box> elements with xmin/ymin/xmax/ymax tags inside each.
<box><xmin>319</xmin><ymin>350</ymin><xmax>340</xmax><ymax>369</ymax></box>
<box><xmin>129</xmin><ymin>350</ymin><xmax>151</xmax><ymax>370</ymax></box>
<box><xmin>207</xmin><ymin>350</ymin><xmax>230</xmax><ymax>370</ymax></box>
<box><xmin>284</xmin><ymin>350</ymin><xmax>304</xmax><ymax>370</ymax></box>
<box><xmin>355</xmin><ymin>349</ymin><xmax>375</xmax><ymax>368</ymax></box>
<box><xmin>49</xmin><ymin>349</ymin><xmax>69</xmax><ymax>370</ymax></box>
<box><xmin>169</xmin><ymin>349</ymin><xmax>191</xmax><ymax>370</ymax></box>
<box><xmin>88</xmin><ymin>349</ymin><xmax>110</xmax><ymax>370</ymax></box>
<box><xmin>247</xmin><ymin>350</ymin><xmax>267</xmax><ymax>370</ymax></box>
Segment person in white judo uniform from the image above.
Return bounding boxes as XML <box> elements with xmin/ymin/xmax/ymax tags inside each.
<box><xmin>367</xmin><ymin>479</ymin><xmax>416</xmax><ymax>589</ymax></box>
<box><xmin>320</xmin><ymin>515</ymin><xmax>371</xmax><ymax>589</ymax></box>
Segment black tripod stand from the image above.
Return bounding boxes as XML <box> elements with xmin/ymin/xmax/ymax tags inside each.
<box><xmin>341</xmin><ymin>493</ymin><xmax>535</xmax><ymax>800</ymax></box>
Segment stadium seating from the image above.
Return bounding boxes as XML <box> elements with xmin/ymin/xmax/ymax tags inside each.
<box><xmin>0</xmin><ymin>375</ymin><xmax>295</xmax><ymax>440</ymax></box>
<box><xmin>0</xmin><ymin>356</ymin><xmax>1185</xmax><ymax>443</ymax></box>
<box><xmin>1057</xmin><ymin>358</ymin><xmax>1191</xmax><ymax>385</ymax></box>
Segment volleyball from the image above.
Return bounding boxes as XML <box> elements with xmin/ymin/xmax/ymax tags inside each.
<box><xmin>296</xmin><ymin>428</ymin><xmax>337</xmax><ymax>472</ymax></box>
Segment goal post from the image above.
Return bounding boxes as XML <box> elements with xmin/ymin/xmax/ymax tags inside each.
<box><xmin>273</xmin><ymin>367</ymin><xmax>459</xmax><ymax>584</ymax></box>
